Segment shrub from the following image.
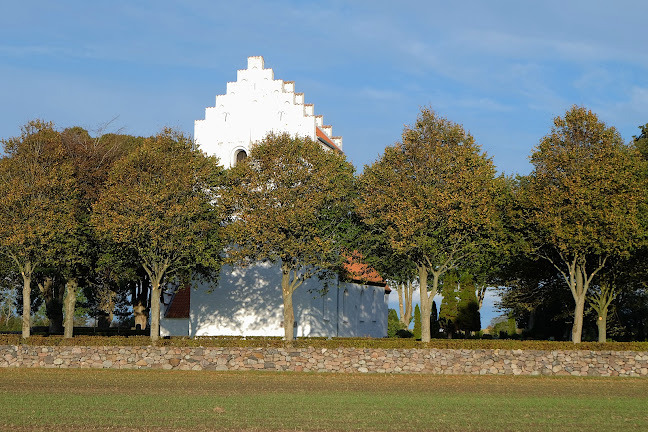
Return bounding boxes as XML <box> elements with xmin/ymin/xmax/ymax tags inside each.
<box><xmin>395</xmin><ymin>329</ymin><xmax>414</xmax><ymax>338</ymax></box>
<box><xmin>413</xmin><ymin>305</ymin><xmax>422</xmax><ymax>340</ymax></box>
<box><xmin>387</xmin><ymin>309</ymin><xmax>404</xmax><ymax>338</ymax></box>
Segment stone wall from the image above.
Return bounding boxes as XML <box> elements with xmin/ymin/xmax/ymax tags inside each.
<box><xmin>1</xmin><ymin>345</ymin><xmax>647</xmax><ymax>376</ymax></box>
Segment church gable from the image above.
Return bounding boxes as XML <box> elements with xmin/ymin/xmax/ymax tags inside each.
<box><xmin>195</xmin><ymin>56</ymin><xmax>342</xmax><ymax>168</ymax></box>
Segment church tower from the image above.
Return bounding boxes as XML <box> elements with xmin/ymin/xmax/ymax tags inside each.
<box><xmin>195</xmin><ymin>56</ymin><xmax>343</xmax><ymax>168</ymax></box>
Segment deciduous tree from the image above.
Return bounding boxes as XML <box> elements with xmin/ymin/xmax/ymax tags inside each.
<box><xmin>92</xmin><ymin>129</ymin><xmax>225</xmax><ymax>341</ymax></box>
<box><xmin>0</xmin><ymin>121</ymin><xmax>78</xmax><ymax>338</ymax></box>
<box><xmin>357</xmin><ymin>108</ymin><xmax>502</xmax><ymax>342</ymax></box>
<box><xmin>226</xmin><ymin>132</ymin><xmax>355</xmax><ymax>341</ymax></box>
<box><xmin>518</xmin><ymin>106</ymin><xmax>646</xmax><ymax>343</ymax></box>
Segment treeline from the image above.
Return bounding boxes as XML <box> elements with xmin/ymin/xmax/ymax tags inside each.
<box><xmin>369</xmin><ymin>107</ymin><xmax>648</xmax><ymax>343</ymax></box>
<box><xmin>1</xmin><ymin>105</ymin><xmax>648</xmax><ymax>343</ymax></box>
<box><xmin>0</xmin><ymin>122</ymin><xmax>225</xmax><ymax>341</ymax></box>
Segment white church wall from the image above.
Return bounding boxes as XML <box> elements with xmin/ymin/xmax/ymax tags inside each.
<box><xmin>337</xmin><ymin>282</ymin><xmax>388</xmax><ymax>338</ymax></box>
<box><xmin>191</xmin><ymin>261</ymin><xmax>283</xmax><ymax>337</ymax></box>
<box><xmin>189</xmin><ymin>261</ymin><xmax>344</xmax><ymax>337</ymax></box>
<box><xmin>159</xmin><ymin>316</ymin><xmax>189</xmax><ymax>337</ymax></box>
<box><xmin>159</xmin><ymin>259</ymin><xmax>388</xmax><ymax>338</ymax></box>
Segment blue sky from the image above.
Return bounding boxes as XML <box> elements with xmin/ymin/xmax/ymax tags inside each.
<box><xmin>2</xmin><ymin>1</ymin><xmax>647</xmax><ymax>326</ymax></box>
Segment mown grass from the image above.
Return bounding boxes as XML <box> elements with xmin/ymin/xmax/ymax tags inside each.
<box><xmin>0</xmin><ymin>369</ymin><xmax>646</xmax><ymax>431</ymax></box>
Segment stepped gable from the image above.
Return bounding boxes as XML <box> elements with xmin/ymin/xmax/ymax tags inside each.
<box><xmin>195</xmin><ymin>56</ymin><xmax>343</xmax><ymax>168</ymax></box>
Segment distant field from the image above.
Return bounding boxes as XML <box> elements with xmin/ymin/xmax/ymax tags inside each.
<box><xmin>0</xmin><ymin>369</ymin><xmax>646</xmax><ymax>431</ymax></box>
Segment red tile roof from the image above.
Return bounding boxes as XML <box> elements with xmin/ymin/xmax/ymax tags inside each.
<box><xmin>165</xmin><ymin>284</ymin><xmax>191</xmax><ymax>319</ymax></box>
<box><xmin>343</xmin><ymin>254</ymin><xmax>390</xmax><ymax>292</ymax></box>
<box><xmin>316</xmin><ymin>126</ymin><xmax>342</xmax><ymax>152</ymax></box>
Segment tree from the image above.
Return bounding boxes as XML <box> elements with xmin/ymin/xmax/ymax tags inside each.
<box><xmin>92</xmin><ymin>129</ymin><xmax>225</xmax><ymax>341</ymax></box>
<box><xmin>430</xmin><ymin>300</ymin><xmax>440</xmax><ymax>337</ymax></box>
<box><xmin>518</xmin><ymin>106</ymin><xmax>646</xmax><ymax>343</ymax></box>
<box><xmin>357</xmin><ymin>108</ymin><xmax>502</xmax><ymax>342</ymax></box>
<box><xmin>347</xmin><ymin>213</ymin><xmax>418</xmax><ymax>328</ymax></box>
<box><xmin>396</xmin><ymin>279</ymin><xmax>416</xmax><ymax>327</ymax></box>
<box><xmin>588</xmin><ymin>276</ymin><xmax>616</xmax><ymax>343</ymax></box>
<box><xmin>387</xmin><ymin>308</ymin><xmax>404</xmax><ymax>338</ymax></box>
<box><xmin>226</xmin><ymin>132</ymin><xmax>355</xmax><ymax>341</ymax></box>
<box><xmin>439</xmin><ymin>272</ymin><xmax>459</xmax><ymax>338</ymax></box>
<box><xmin>496</xmin><ymin>254</ymin><xmax>574</xmax><ymax>340</ymax></box>
<box><xmin>413</xmin><ymin>304</ymin><xmax>422</xmax><ymax>339</ymax></box>
<box><xmin>455</xmin><ymin>278</ymin><xmax>481</xmax><ymax>335</ymax></box>
<box><xmin>0</xmin><ymin>257</ymin><xmax>20</xmax><ymax>330</ymax></box>
<box><xmin>0</xmin><ymin>120</ymin><xmax>78</xmax><ymax>338</ymax></box>
<box><xmin>57</xmin><ymin>127</ymin><xmax>138</xmax><ymax>337</ymax></box>
<box><xmin>633</xmin><ymin>123</ymin><xmax>648</xmax><ymax>159</ymax></box>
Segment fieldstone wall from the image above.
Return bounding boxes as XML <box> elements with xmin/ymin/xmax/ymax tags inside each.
<box><xmin>1</xmin><ymin>345</ymin><xmax>647</xmax><ymax>376</ymax></box>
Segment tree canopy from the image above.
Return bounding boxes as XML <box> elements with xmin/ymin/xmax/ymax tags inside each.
<box><xmin>517</xmin><ymin>105</ymin><xmax>646</xmax><ymax>343</ymax></box>
<box><xmin>225</xmin><ymin>132</ymin><xmax>355</xmax><ymax>340</ymax></box>
<box><xmin>92</xmin><ymin>129</ymin><xmax>225</xmax><ymax>341</ymax></box>
<box><xmin>0</xmin><ymin>120</ymin><xmax>79</xmax><ymax>337</ymax></box>
<box><xmin>357</xmin><ymin>107</ymin><xmax>503</xmax><ymax>342</ymax></box>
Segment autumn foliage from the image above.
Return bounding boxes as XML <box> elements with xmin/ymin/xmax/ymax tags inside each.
<box><xmin>225</xmin><ymin>133</ymin><xmax>355</xmax><ymax>340</ymax></box>
<box><xmin>518</xmin><ymin>106</ymin><xmax>646</xmax><ymax>343</ymax></box>
<box><xmin>357</xmin><ymin>108</ymin><xmax>503</xmax><ymax>342</ymax></box>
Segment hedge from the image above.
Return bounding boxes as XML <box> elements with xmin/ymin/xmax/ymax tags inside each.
<box><xmin>1</xmin><ymin>334</ymin><xmax>647</xmax><ymax>351</ymax></box>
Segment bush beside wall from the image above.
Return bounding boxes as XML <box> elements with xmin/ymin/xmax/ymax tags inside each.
<box><xmin>1</xmin><ymin>334</ymin><xmax>647</xmax><ymax>351</ymax></box>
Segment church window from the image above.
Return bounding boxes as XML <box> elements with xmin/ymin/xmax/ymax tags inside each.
<box><xmin>235</xmin><ymin>150</ymin><xmax>248</xmax><ymax>165</ymax></box>
<box><xmin>342</xmin><ymin>289</ymin><xmax>349</xmax><ymax>323</ymax></box>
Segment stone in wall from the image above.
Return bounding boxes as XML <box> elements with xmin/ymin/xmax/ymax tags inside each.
<box><xmin>1</xmin><ymin>345</ymin><xmax>647</xmax><ymax>377</ymax></box>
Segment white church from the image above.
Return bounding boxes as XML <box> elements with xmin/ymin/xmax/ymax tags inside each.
<box><xmin>160</xmin><ymin>56</ymin><xmax>390</xmax><ymax>338</ymax></box>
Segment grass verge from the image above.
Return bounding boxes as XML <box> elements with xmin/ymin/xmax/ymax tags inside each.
<box><xmin>0</xmin><ymin>369</ymin><xmax>646</xmax><ymax>431</ymax></box>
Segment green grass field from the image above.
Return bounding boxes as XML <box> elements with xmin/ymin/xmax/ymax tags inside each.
<box><xmin>0</xmin><ymin>369</ymin><xmax>646</xmax><ymax>431</ymax></box>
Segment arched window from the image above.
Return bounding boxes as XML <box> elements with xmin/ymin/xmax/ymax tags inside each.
<box><xmin>342</xmin><ymin>289</ymin><xmax>349</xmax><ymax>323</ymax></box>
<box><xmin>235</xmin><ymin>149</ymin><xmax>248</xmax><ymax>165</ymax></box>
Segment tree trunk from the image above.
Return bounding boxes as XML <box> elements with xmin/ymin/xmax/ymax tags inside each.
<box><xmin>571</xmin><ymin>269</ymin><xmax>586</xmax><ymax>343</ymax></box>
<box><xmin>281</xmin><ymin>268</ymin><xmax>295</xmax><ymax>341</ymax></box>
<box><xmin>397</xmin><ymin>281</ymin><xmax>414</xmax><ymax>327</ymax></box>
<box><xmin>97</xmin><ymin>287</ymin><xmax>116</xmax><ymax>329</ymax></box>
<box><xmin>418</xmin><ymin>266</ymin><xmax>439</xmax><ymax>343</ymax></box>
<box><xmin>63</xmin><ymin>278</ymin><xmax>78</xmax><ymax>338</ymax></box>
<box><xmin>597</xmin><ymin>312</ymin><xmax>607</xmax><ymax>343</ymax></box>
<box><xmin>476</xmin><ymin>285</ymin><xmax>487</xmax><ymax>310</ymax></box>
<box><xmin>150</xmin><ymin>281</ymin><xmax>161</xmax><ymax>342</ymax></box>
<box><xmin>572</xmin><ymin>294</ymin><xmax>586</xmax><ymax>343</ymax></box>
<box><xmin>40</xmin><ymin>277</ymin><xmax>64</xmax><ymax>334</ymax></box>
<box><xmin>397</xmin><ymin>283</ymin><xmax>405</xmax><ymax>325</ymax></box>
<box><xmin>21</xmin><ymin>267</ymin><xmax>32</xmax><ymax>338</ymax></box>
<box><xmin>589</xmin><ymin>279</ymin><xmax>615</xmax><ymax>344</ymax></box>
<box><xmin>406</xmin><ymin>281</ymin><xmax>413</xmax><ymax>325</ymax></box>
<box><xmin>556</xmin><ymin>256</ymin><xmax>606</xmax><ymax>344</ymax></box>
